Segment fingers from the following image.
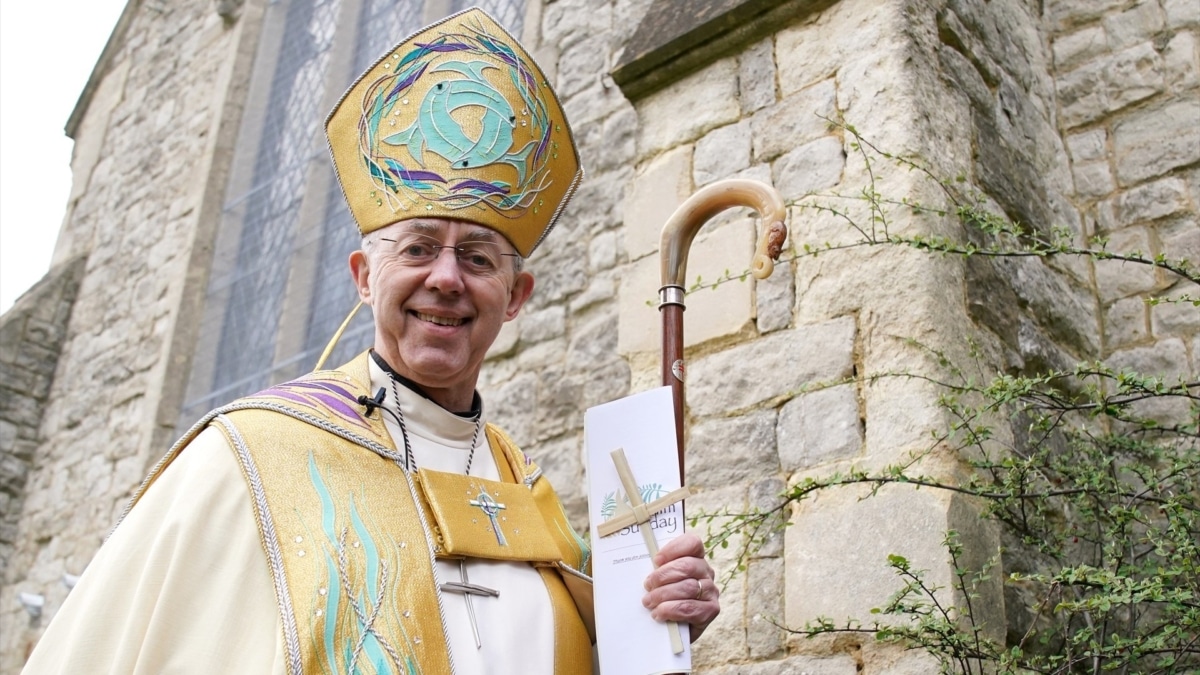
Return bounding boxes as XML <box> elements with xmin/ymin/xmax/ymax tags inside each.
<box><xmin>641</xmin><ymin>533</ymin><xmax>720</xmax><ymax>640</ymax></box>
<box><xmin>652</xmin><ymin>532</ymin><xmax>705</xmax><ymax>567</ymax></box>
<box><xmin>641</xmin><ymin>575</ymin><xmax>720</xmax><ymax>640</ymax></box>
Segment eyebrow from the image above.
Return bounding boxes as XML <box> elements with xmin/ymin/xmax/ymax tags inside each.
<box><xmin>398</xmin><ymin>222</ymin><xmax>503</xmax><ymax>244</ymax></box>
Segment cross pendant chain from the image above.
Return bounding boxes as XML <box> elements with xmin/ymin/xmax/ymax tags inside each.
<box><xmin>439</xmin><ymin>558</ymin><xmax>499</xmax><ymax>649</ymax></box>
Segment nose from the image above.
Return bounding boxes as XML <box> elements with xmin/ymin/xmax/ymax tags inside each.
<box><xmin>424</xmin><ymin>246</ymin><xmax>467</xmax><ymax>293</ymax></box>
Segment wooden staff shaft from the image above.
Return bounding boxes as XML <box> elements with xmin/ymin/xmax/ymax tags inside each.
<box><xmin>661</xmin><ymin>304</ymin><xmax>686</xmax><ymax>482</ymax></box>
<box><xmin>658</xmin><ymin>179</ymin><xmax>788</xmax><ymax>483</ymax></box>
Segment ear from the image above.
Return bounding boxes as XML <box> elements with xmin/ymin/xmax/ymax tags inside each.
<box><xmin>504</xmin><ymin>271</ymin><xmax>535</xmax><ymax>321</ymax></box>
<box><xmin>349</xmin><ymin>249</ymin><xmax>372</xmax><ymax>303</ymax></box>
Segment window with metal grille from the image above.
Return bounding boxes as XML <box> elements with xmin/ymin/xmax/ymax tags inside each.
<box><xmin>178</xmin><ymin>0</ymin><xmax>528</xmax><ymax>430</ymax></box>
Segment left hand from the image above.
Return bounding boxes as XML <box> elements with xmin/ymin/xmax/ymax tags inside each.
<box><xmin>641</xmin><ymin>532</ymin><xmax>720</xmax><ymax>641</ymax></box>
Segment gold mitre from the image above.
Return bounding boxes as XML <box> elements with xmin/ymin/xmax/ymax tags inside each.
<box><xmin>325</xmin><ymin>8</ymin><xmax>581</xmax><ymax>257</ymax></box>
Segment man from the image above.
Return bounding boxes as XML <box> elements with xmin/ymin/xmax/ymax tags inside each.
<box><xmin>24</xmin><ymin>8</ymin><xmax>718</xmax><ymax>674</ymax></box>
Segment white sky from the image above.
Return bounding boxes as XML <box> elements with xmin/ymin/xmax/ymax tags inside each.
<box><xmin>0</xmin><ymin>0</ymin><xmax>128</xmax><ymax>313</ymax></box>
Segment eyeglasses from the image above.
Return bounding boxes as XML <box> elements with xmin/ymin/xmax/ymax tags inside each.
<box><xmin>378</xmin><ymin>234</ymin><xmax>520</xmax><ymax>277</ymax></box>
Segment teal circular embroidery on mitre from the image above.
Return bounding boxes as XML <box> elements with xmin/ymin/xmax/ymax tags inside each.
<box><xmin>358</xmin><ymin>27</ymin><xmax>553</xmax><ymax>216</ymax></box>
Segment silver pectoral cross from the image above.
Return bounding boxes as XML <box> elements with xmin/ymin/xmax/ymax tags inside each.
<box><xmin>440</xmin><ymin>558</ymin><xmax>499</xmax><ymax>649</ymax></box>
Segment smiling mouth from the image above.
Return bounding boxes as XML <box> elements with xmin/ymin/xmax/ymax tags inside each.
<box><xmin>413</xmin><ymin>311</ymin><xmax>466</xmax><ymax>327</ymax></box>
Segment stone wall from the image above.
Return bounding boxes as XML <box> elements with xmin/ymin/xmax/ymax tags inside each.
<box><xmin>0</xmin><ymin>257</ymin><xmax>86</xmax><ymax>582</ymax></box>
<box><xmin>1047</xmin><ymin>0</ymin><xmax>1200</xmax><ymax>391</ymax></box>
<box><xmin>3</xmin><ymin>0</ymin><xmax>1196</xmax><ymax>672</ymax></box>
<box><xmin>482</xmin><ymin>0</ymin><xmax>994</xmax><ymax>670</ymax></box>
<box><xmin>0</xmin><ymin>0</ymin><xmax>261</xmax><ymax>669</ymax></box>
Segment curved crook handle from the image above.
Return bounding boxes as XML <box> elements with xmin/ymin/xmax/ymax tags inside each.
<box><xmin>659</xmin><ymin>179</ymin><xmax>788</xmax><ymax>290</ymax></box>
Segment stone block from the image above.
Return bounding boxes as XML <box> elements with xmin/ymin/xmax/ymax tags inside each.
<box><xmin>542</xmin><ymin>0</ymin><xmax>609</xmax><ymax>47</ymax></box>
<box><xmin>578</xmin><ymin>359</ymin><xmax>629</xmax><ymax>409</ymax></box>
<box><xmin>755</xmin><ymin>256</ymin><xmax>793</xmax><ymax>334</ymax></box>
<box><xmin>0</xmin><ymin>454</ymin><xmax>29</xmax><ymax>492</ymax></box>
<box><xmin>111</xmin><ymin>454</ymin><xmax>147</xmax><ymax>498</ymax></box>
<box><xmin>1162</xmin><ymin>221</ymin><xmax>1200</xmax><ymax>271</ymax></box>
<box><xmin>1163</xmin><ymin>30</ymin><xmax>1200</xmax><ymax>91</ymax></box>
<box><xmin>563</xmin><ymin>80</ymin><xmax>628</xmax><ymax>128</ymax></box>
<box><xmin>1072</xmin><ymin>161</ymin><xmax>1115</xmax><ymax>199</ymax></box>
<box><xmin>636</xmin><ymin>57</ymin><xmax>740</xmax><ymax>158</ymax></box>
<box><xmin>1107</xmin><ymin>337</ymin><xmax>1190</xmax><ymax>382</ymax></box>
<box><xmin>569</xmin><ymin>271</ymin><xmax>616</xmax><ymax>314</ymax></box>
<box><xmin>618</xmin><ymin>220</ymin><xmax>755</xmax><ymax>355</ymax></box>
<box><xmin>688</xmin><ymin>316</ymin><xmax>855</xmax><ymax>417</ymax></box>
<box><xmin>974</xmin><ymin>105</ymin><xmax>1060</xmax><ymax>229</ymax></box>
<box><xmin>487</xmin><ymin>372</ymin><xmax>537</xmax><ymax>447</ymax></box>
<box><xmin>593</xmin><ymin>106</ymin><xmax>638</xmax><ymax>174</ymax></box>
<box><xmin>623</xmin><ymin>145</ymin><xmax>693</xmax><ymax>262</ymax></box>
<box><xmin>555</xmin><ymin>36</ymin><xmax>606</xmax><ymax>100</ymax></box>
<box><xmin>746</xmin><ymin>556</ymin><xmax>785</xmax><ymax>660</ymax></box>
<box><xmin>703</xmin><ymin>655</ymin><xmax>858</xmax><ymax>675</ymax></box>
<box><xmin>1114</xmin><ymin>99</ymin><xmax>1200</xmax><ymax>186</ymax></box>
<box><xmin>751</xmin><ymin>79</ymin><xmax>837</xmax><ymax>163</ymax></box>
<box><xmin>1115</xmin><ymin>177</ymin><xmax>1191</xmax><ymax>227</ymax></box>
<box><xmin>567</xmin><ymin>310</ymin><xmax>619</xmax><ymax>374</ymax></box>
<box><xmin>687</xmin><ymin>410</ymin><xmax>779</xmax><ymax>488</ymax></box>
<box><xmin>772</xmin><ymin>136</ymin><xmax>845</xmax><ymax>201</ymax></box>
<box><xmin>786</xmin><ymin>486</ymin><xmax>954</xmax><ymax>629</ymax></box>
<box><xmin>1106</xmin><ymin>296</ymin><xmax>1149</xmax><ymax>349</ymax></box>
<box><xmin>686</xmin><ymin>483</ymin><xmax>750</xmax><ymax>568</ymax></box>
<box><xmin>738</xmin><ymin>37</ymin><xmax>776</xmax><ymax>113</ymax></box>
<box><xmin>1104</xmin><ymin>42</ymin><xmax>1164</xmax><ymax>112</ymax></box>
<box><xmin>691</xmin><ymin>555</ymin><xmax>747</xmax><ymax>667</ymax></box>
<box><xmin>1056</xmin><ymin>58</ymin><xmax>1108</xmax><ymax>128</ymax></box>
<box><xmin>1095</xmin><ymin>227</ymin><xmax>1162</xmax><ymax>301</ymax></box>
<box><xmin>588</xmin><ymin>230</ymin><xmax>618</xmax><ymax>275</ymax></box>
<box><xmin>520</xmin><ymin>305</ymin><xmax>565</xmax><ymax>344</ymax></box>
<box><xmin>1151</xmin><ymin>294</ymin><xmax>1200</xmax><ymax>336</ymax></box>
<box><xmin>1165</xmin><ymin>0</ymin><xmax>1200</xmax><ymax>27</ymax></box>
<box><xmin>777</xmin><ymin>384</ymin><xmax>862</xmax><ymax>471</ymax></box>
<box><xmin>0</xmin><ymin>365</ymin><xmax>40</xmax><ymax>398</ymax></box>
<box><xmin>976</xmin><ymin>253</ymin><xmax>1101</xmax><ymax>359</ymax></box>
<box><xmin>516</xmin><ymin>337</ymin><xmax>567</xmax><ymax>372</ymax></box>
<box><xmin>938</xmin><ymin>43</ymin><xmax>992</xmax><ymax>113</ymax></box>
<box><xmin>565</xmin><ymin>167</ymin><xmax>630</xmax><ymax>234</ymax></box>
<box><xmin>527</xmin><ymin>432</ymin><xmax>584</xmax><ymax>517</ymax></box>
<box><xmin>0</xmin><ymin>420</ymin><xmax>16</xmax><ymax>453</ymax></box>
<box><xmin>531</xmin><ymin>240</ymin><xmax>588</xmax><ymax>303</ymax></box>
<box><xmin>776</xmin><ymin>0</ymin><xmax>885</xmax><ymax>95</ymax></box>
<box><xmin>1045</xmin><ymin>0</ymin><xmax>1128</xmax><ymax>30</ymax></box>
<box><xmin>694</xmin><ymin>120</ymin><xmax>752</xmax><ymax>187</ymax></box>
<box><xmin>1103</xmin><ymin>2</ymin><xmax>1165</xmax><ymax>51</ymax></box>
<box><xmin>535</xmin><ymin>368</ymin><xmax>584</xmax><ymax>439</ymax></box>
<box><xmin>1067</xmin><ymin>128</ymin><xmax>1108</xmax><ymax>162</ymax></box>
<box><xmin>749</xmin><ymin>477</ymin><xmax>787</xmax><ymax>558</ymax></box>
<box><xmin>1053</xmin><ymin>26</ymin><xmax>1108</xmax><ymax>70</ymax></box>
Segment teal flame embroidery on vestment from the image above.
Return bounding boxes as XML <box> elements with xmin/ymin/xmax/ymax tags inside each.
<box><xmin>307</xmin><ymin>453</ymin><xmax>419</xmax><ymax>675</ymax></box>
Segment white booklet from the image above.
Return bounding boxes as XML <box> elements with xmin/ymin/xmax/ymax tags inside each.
<box><xmin>586</xmin><ymin>386</ymin><xmax>692</xmax><ymax>674</ymax></box>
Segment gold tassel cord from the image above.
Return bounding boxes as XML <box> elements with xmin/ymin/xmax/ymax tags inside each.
<box><xmin>315</xmin><ymin>300</ymin><xmax>365</xmax><ymax>371</ymax></box>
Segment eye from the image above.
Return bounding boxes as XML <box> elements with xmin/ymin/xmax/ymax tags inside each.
<box><xmin>459</xmin><ymin>246</ymin><xmax>497</xmax><ymax>272</ymax></box>
<box><xmin>400</xmin><ymin>241</ymin><xmax>436</xmax><ymax>260</ymax></box>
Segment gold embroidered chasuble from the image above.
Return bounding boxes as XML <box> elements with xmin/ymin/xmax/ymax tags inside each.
<box><xmin>124</xmin><ymin>353</ymin><xmax>592</xmax><ymax>675</ymax></box>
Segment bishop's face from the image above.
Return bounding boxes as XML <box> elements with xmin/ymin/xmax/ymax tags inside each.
<box><xmin>349</xmin><ymin>218</ymin><xmax>534</xmax><ymax>411</ymax></box>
